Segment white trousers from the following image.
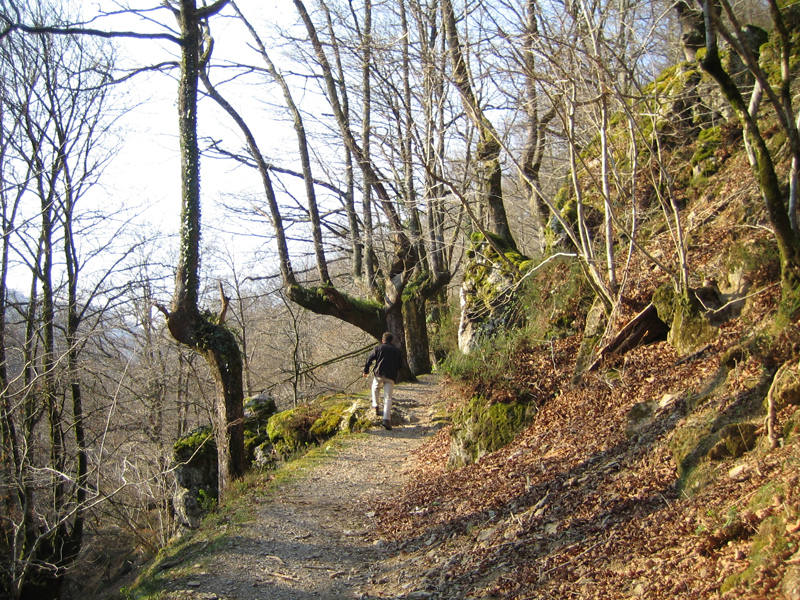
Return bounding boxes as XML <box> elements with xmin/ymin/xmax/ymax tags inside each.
<box><xmin>371</xmin><ymin>375</ymin><xmax>394</xmax><ymax>419</ymax></box>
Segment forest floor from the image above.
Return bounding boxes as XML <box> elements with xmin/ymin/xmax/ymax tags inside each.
<box><xmin>145</xmin><ymin>373</ymin><xmax>445</xmax><ymax>600</ymax></box>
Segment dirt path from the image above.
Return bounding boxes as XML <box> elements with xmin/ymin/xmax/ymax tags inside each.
<box><xmin>162</xmin><ymin>374</ymin><xmax>442</xmax><ymax>600</ymax></box>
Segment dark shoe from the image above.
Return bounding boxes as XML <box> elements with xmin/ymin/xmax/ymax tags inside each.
<box><xmin>374</xmin><ymin>405</ymin><xmax>382</xmax><ymax>417</ymax></box>
<box><xmin>382</xmin><ymin>419</ymin><xmax>392</xmax><ymax>430</ymax></box>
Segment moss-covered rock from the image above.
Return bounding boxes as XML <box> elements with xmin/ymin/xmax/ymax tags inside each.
<box><xmin>309</xmin><ymin>402</ymin><xmax>353</xmax><ymax>439</ymax></box>
<box><xmin>243</xmin><ymin>393</ymin><xmax>278</xmax><ymax>465</ymax></box>
<box><xmin>268</xmin><ymin>395</ymin><xmax>373</xmax><ymax>457</ymax></box>
<box><xmin>669</xmin><ymin>409</ymin><xmax>761</xmax><ymax>494</ymax></box>
<box><xmin>652</xmin><ymin>283</ymin><xmax>718</xmax><ymax>356</ymax></box>
<box><xmin>172</xmin><ymin>426</ymin><xmax>218</xmax><ymax>529</ymax></box>
<box><xmin>267</xmin><ymin>406</ymin><xmax>317</xmax><ymax>457</ymax></box>
<box><xmin>668</xmin><ymin>411</ymin><xmax>717</xmax><ymax>488</ymax></box>
<box><xmin>173</xmin><ymin>426</ymin><xmax>217</xmax><ymax>494</ymax></box>
<box><xmin>652</xmin><ymin>283</ymin><xmax>677</xmax><ymax>323</ymax></box>
<box><xmin>245</xmin><ymin>393</ymin><xmax>277</xmax><ymax>421</ymax></box>
<box><xmin>690</xmin><ymin>126</ymin><xmax>722</xmax><ymax>180</ymax></box>
<box><xmin>448</xmin><ymin>395</ymin><xmax>534</xmax><ymax>468</ymax></box>
<box><xmin>671</xmin><ymin>295</ymin><xmax>718</xmax><ymax>354</ymax></box>
<box><xmin>572</xmin><ymin>297</ymin><xmax>608</xmax><ymax>383</ymax></box>
<box><xmin>338</xmin><ymin>401</ymin><xmax>374</xmax><ymax>433</ymax></box>
<box><xmin>625</xmin><ymin>401</ymin><xmax>657</xmax><ymax>439</ymax></box>
<box><xmin>707</xmin><ymin>422</ymin><xmax>758</xmax><ymax>460</ymax></box>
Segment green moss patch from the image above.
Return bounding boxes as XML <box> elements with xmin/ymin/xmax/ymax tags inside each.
<box><xmin>173</xmin><ymin>426</ymin><xmax>213</xmax><ymax>461</ymax></box>
<box><xmin>267</xmin><ymin>395</ymin><xmax>371</xmax><ymax>457</ymax></box>
<box><xmin>783</xmin><ymin>408</ymin><xmax>800</xmax><ymax>441</ymax></box>
<box><xmin>669</xmin><ymin>408</ymin><xmax>761</xmax><ymax>495</ymax></box>
<box><xmin>690</xmin><ymin>126</ymin><xmax>721</xmax><ymax>168</ymax></box>
<box><xmin>721</xmin><ymin>514</ymin><xmax>792</xmax><ymax>594</ymax></box>
<box><xmin>448</xmin><ymin>395</ymin><xmax>534</xmax><ymax>468</ymax></box>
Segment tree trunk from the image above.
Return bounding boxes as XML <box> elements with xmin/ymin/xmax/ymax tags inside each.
<box><xmin>699</xmin><ymin>4</ymin><xmax>800</xmax><ymax>316</ymax></box>
<box><xmin>521</xmin><ymin>0</ymin><xmax>554</xmax><ymax>247</ymax></box>
<box><xmin>168</xmin><ymin>0</ymin><xmax>245</xmax><ymax>496</ymax></box>
<box><xmin>385</xmin><ymin>301</ymin><xmax>414</xmax><ymax>381</ymax></box>
<box><xmin>359</xmin><ymin>0</ymin><xmax>377</xmax><ymax>293</ymax></box>
<box><xmin>63</xmin><ymin>187</ymin><xmax>86</xmax><ymax>568</ymax></box>
<box><xmin>403</xmin><ymin>294</ymin><xmax>431</xmax><ymax>376</ymax></box>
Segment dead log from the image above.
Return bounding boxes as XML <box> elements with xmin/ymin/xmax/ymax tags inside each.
<box><xmin>587</xmin><ymin>304</ymin><xmax>668</xmax><ymax>372</ymax></box>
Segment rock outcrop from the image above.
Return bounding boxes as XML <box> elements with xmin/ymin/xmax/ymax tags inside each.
<box><xmin>458</xmin><ymin>233</ymin><xmax>529</xmax><ymax>353</ymax></box>
<box><xmin>172</xmin><ymin>392</ymin><xmax>278</xmax><ymax>529</ymax></box>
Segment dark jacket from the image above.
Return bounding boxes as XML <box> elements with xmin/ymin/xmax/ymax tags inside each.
<box><xmin>363</xmin><ymin>342</ymin><xmax>402</xmax><ymax>381</ymax></box>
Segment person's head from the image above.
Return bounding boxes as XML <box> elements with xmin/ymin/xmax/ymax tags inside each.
<box><xmin>381</xmin><ymin>332</ymin><xmax>394</xmax><ymax>344</ymax></box>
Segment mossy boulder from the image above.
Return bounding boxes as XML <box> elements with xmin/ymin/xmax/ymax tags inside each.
<box><xmin>448</xmin><ymin>395</ymin><xmax>534</xmax><ymax>468</ymax></box>
<box><xmin>309</xmin><ymin>401</ymin><xmax>371</xmax><ymax>439</ymax></box>
<box><xmin>669</xmin><ymin>410</ymin><xmax>760</xmax><ymax>494</ymax></box>
<box><xmin>267</xmin><ymin>395</ymin><xmax>372</xmax><ymax>457</ymax></box>
<box><xmin>707</xmin><ymin>422</ymin><xmax>759</xmax><ymax>460</ymax></box>
<box><xmin>245</xmin><ymin>393</ymin><xmax>278</xmax><ymax>420</ymax></box>
<box><xmin>667</xmin><ymin>293</ymin><xmax>717</xmax><ymax>354</ymax></box>
<box><xmin>572</xmin><ymin>297</ymin><xmax>608</xmax><ymax>383</ymax></box>
<box><xmin>625</xmin><ymin>401</ymin><xmax>657</xmax><ymax>439</ymax></box>
<box><xmin>668</xmin><ymin>412</ymin><xmax>717</xmax><ymax>487</ymax></box>
<box><xmin>244</xmin><ymin>393</ymin><xmax>278</xmax><ymax>466</ymax></box>
<box><xmin>173</xmin><ymin>426</ymin><xmax>217</xmax><ymax>494</ymax></box>
<box><xmin>267</xmin><ymin>406</ymin><xmax>317</xmax><ymax>456</ymax></box>
<box><xmin>690</xmin><ymin>126</ymin><xmax>722</xmax><ymax>179</ymax></box>
<box><xmin>172</xmin><ymin>426</ymin><xmax>218</xmax><ymax>529</ymax></box>
<box><xmin>652</xmin><ymin>283</ymin><xmax>718</xmax><ymax>356</ymax></box>
<box><xmin>338</xmin><ymin>401</ymin><xmax>376</xmax><ymax>432</ymax></box>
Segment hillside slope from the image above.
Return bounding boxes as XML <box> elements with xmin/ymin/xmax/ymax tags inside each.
<box><xmin>365</xmin><ymin>120</ymin><xmax>800</xmax><ymax>598</ymax></box>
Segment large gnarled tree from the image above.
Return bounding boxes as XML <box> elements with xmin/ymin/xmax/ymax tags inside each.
<box><xmin>159</xmin><ymin>0</ymin><xmax>246</xmax><ymax>495</ymax></box>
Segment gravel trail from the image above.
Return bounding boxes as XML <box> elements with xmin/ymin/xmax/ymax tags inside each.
<box><xmin>163</xmin><ymin>374</ymin><xmax>442</xmax><ymax>600</ymax></box>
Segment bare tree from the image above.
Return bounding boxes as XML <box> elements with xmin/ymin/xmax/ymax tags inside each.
<box><xmin>441</xmin><ymin>0</ymin><xmax>517</xmax><ymax>250</ymax></box>
<box><xmin>154</xmin><ymin>0</ymin><xmax>248</xmax><ymax>497</ymax></box>
<box><xmin>1</xmin><ymin>0</ymin><xmax>250</xmax><ymax>499</ymax></box>
<box><xmin>0</xmin><ymin>2</ymin><xmax>121</xmax><ymax>596</ymax></box>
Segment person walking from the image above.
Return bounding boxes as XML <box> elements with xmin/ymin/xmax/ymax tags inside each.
<box><xmin>363</xmin><ymin>332</ymin><xmax>402</xmax><ymax>430</ymax></box>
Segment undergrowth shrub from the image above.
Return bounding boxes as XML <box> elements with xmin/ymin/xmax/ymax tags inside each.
<box><xmin>439</xmin><ymin>326</ymin><xmax>532</xmax><ymax>387</ymax></box>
